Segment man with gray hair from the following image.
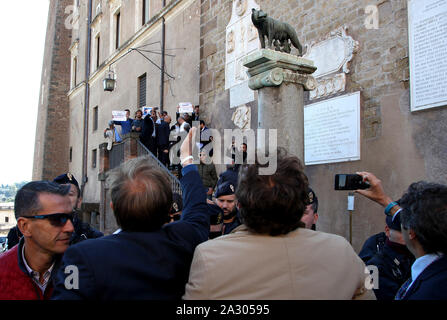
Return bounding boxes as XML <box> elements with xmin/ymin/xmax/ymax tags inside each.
<box><xmin>52</xmin><ymin>128</ymin><xmax>210</xmax><ymax>300</ymax></box>
<box><xmin>0</xmin><ymin>181</ymin><xmax>74</xmax><ymax>300</ymax></box>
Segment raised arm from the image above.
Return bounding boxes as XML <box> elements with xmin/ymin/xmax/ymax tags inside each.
<box><xmin>178</xmin><ymin>128</ymin><xmax>209</xmax><ymax>240</ymax></box>
<box><xmin>355</xmin><ymin>171</ymin><xmax>401</xmax><ymax>218</ymax></box>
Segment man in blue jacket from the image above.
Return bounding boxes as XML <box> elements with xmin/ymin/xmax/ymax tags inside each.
<box><xmin>356</xmin><ymin>172</ymin><xmax>447</xmax><ymax>300</ymax></box>
<box><xmin>52</xmin><ymin>128</ymin><xmax>210</xmax><ymax>300</ymax></box>
<box><xmin>113</xmin><ymin>109</ymin><xmax>133</xmax><ymax>136</ymax></box>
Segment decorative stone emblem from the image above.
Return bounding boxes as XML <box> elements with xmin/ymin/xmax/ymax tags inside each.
<box><xmin>303</xmin><ymin>26</ymin><xmax>359</xmax><ymax>100</ymax></box>
<box><xmin>231</xmin><ymin>104</ymin><xmax>251</xmax><ymax>129</ymax></box>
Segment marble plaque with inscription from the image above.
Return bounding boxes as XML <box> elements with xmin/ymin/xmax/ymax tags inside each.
<box><xmin>304</xmin><ymin>92</ymin><xmax>360</xmax><ymax>165</ymax></box>
<box><xmin>409</xmin><ymin>0</ymin><xmax>447</xmax><ymax>111</ymax></box>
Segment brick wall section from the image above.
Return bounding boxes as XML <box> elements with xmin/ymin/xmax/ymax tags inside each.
<box><xmin>33</xmin><ymin>0</ymin><xmax>72</xmax><ymax>180</ymax></box>
<box><xmin>199</xmin><ymin>0</ymin><xmax>410</xmax><ymax>139</ymax></box>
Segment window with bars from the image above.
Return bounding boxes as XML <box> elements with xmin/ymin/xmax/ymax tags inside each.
<box><xmin>92</xmin><ymin>149</ymin><xmax>97</xmax><ymax>169</ymax></box>
<box><xmin>138</xmin><ymin>73</ymin><xmax>147</xmax><ymax>107</ymax></box>
<box><xmin>115</xmin><ymin>11</ymin><xmax>121</xmax><ymax>49</ymax></box>
<box><xmin>93</xmin><ymin>106</ymin><xmax>98</xmax><ymax>131</ymax></box>
<box><xmin>96</xmin><ymin>35</ymin><xmax>100</xmax><ymax>69</ymax></box>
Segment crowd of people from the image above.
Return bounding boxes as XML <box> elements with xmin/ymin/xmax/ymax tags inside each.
<box><xmin>104</xmin><ymin>106</ymin><xmax>210</xmax><ymax>172</ymax></box>
<box><xmin>1</xmin><ymin>125</ymin><xmax>447</xmax><ymax>300</ymax></box>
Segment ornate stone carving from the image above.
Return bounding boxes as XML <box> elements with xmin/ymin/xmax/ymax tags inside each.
<box><xmin>309</xmin><ymin>74</ymin><xmax>346</xmax><ymax>100</ymax></box>
<box><xmin>248</xmin><ymin>68</ymin><xmax>316</xmax><ymax>91</ymax></box>
<box><xmin>232</xmin><ymin>104</ymin><xmax>251</xmax><ymax>129</ymax></box>
<box><xmin>303</xmin><ymin>25</ymin><xmax>358</xmax><ymax>100</ymax></box>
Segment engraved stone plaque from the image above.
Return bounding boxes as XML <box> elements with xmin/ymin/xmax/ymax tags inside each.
<box><xmin>408</xmin><ymin>0</ymin><xmax>447</xmax><ymax>111</ymax></box>
<box><xmin>304</xmin><ymin>92</ymin><xmax>361</xmax><ymax>165</ymax></box>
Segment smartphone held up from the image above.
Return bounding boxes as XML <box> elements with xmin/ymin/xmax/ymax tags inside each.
<box><xmin>334</xmin><ymin>174</ymin><xmax>370</xmax><ymax>191</ymax></box>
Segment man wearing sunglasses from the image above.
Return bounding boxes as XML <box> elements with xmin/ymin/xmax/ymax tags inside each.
<box><xmin>6</xmin><ymin>173</ymin><xmax>102</xmax><ymax>249</ymax></box>
<box><xmin>0</xmin><ymin>181</ymin><xmax>74</xmax><ymax>300</ymax></box>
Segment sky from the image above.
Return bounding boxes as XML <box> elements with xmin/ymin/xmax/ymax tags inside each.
<box><xmin>0</xmin><ymin>1</ymin><xmax>49</xmax><ymax>185</ymax></box>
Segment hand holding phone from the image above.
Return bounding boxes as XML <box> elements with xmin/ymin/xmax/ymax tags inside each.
<box><xmin>354</xmin><ymin>172</ymin><xmax>393</xmax><ymax>207</ymax></box>
<box><xmin>334</xmin><ymin>174</ymin><xmax>370</xmax><ymax>190</ymax></box>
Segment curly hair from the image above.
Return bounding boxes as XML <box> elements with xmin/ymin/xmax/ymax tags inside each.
<box><xmin>399</xmin><ymin>181</ymin><xmax>447</xmax><ymax>254</ymax></box>
<box><xmin>236</xmin><ymin>151</ymin><xmax>309</xmax><ymax>236</ymax></box>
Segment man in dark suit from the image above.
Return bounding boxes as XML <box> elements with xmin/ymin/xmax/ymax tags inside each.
<box><xmin>356</xmin><ymin>172</ymin><xmax>447</xmax><ymax>300</ymax></box>
<box><xmin>140</xmin><ymin>110</ymin><xmax>156</xmax><ymax>155</ymax></box>
<box><xmin>192</xmin><ymin>105</ymin><xmax>200</xmax><ymax>121</ymax></box>
<box><xmin>156</xmin><ymin>115</ymin><xmax>171</xmax><ymax>167</ymax></box>
<box><xmin>52</xmin><ymin>128</ymin><xmax>210</xmax><ymax>300</ymax></box>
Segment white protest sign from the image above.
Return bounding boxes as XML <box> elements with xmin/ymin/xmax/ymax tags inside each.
<box><xmin>179</xmin><ymin>102</ymin><xmax>194</xmax><ymax>113</ymax></box>
<box><xmin>112</xmin><ymin>111</ymin><xmax>127</xmax><ymax>122</ymax></box>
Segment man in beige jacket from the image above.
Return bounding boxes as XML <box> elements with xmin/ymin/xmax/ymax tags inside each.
<box><xmin>183</xmin><ymin>153</ymin><xmax>375</xmax><ymax>300</ymax></box>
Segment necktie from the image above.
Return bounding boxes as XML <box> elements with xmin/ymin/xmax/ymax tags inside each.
<box><xmin>395</xmin><ymin>278</ymin><xmax>412</xmax><ymax>300</ymax></box>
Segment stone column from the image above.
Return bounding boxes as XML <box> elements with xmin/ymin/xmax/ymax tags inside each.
<box><xmin>243</xmin><ymin>49</ymin><xmax>317</xmax><ymax>160</ymax></box>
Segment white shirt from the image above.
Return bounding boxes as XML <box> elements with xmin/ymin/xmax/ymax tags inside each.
<box><xmin>151</xmin><ymin>118</ymin><xmax>156</xmax><ymax>137</ymax></box>
<box><xmin>22</xmin><ymin>245</ymin><xmax>55</xmax><ymax>293</ymax></box>
<box><xmin>407</xmin><ymin>252</ymin><xmax>443</xmax><ymax>292</ymax></box>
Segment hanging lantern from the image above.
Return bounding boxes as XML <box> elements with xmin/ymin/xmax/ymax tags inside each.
<box><xmin>103</xmin><ymin>70</ymin><xmax>116</xmax><ymax>91</ymax></box>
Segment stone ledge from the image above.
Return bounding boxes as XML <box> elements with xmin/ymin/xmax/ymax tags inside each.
<box><xmin>243</xmin><ymin>49</ymin><xmax>317</xmax><ymax>75</ymax></box>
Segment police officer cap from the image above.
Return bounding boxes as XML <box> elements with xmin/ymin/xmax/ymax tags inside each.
<box><xmin>386</xmin><ymin>211</ymin><xmax>402</xmax><ymax>231</ymax></box>
<box><xmin>53</xmin><ymin>172</ymin><xmax>80</xmax><ymax>190</ymax></box>
<box><xmin>215</xmin><ymin>181</ymin><xmax>236</xmax><ymax>198</ymax></box>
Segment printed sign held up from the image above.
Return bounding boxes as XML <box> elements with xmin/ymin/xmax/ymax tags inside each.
<box><xmin>112</xmin><ymin>111</ymin><xmax>127</xmax><ymax>122</ymax></box>
<box><xmin>179</xmin><ymin>102</ymin><xmax>194</xmax><ymax>114</ymax></box>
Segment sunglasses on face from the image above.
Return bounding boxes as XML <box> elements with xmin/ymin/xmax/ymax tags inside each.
<box><xmin>22</xmin><ymin>212</ymin><xmax>75</xmax><ymax>227</ymax></box>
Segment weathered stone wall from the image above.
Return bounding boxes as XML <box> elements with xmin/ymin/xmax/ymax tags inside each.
<box><xmin>200</xmin><ymin>0</ymin><xmax>447</xmax><ymax>251</ymax></box>
<box><xmin>33</xmin><ymin>0</ymin><xmax>72</xmax><ymax>180</ymax></box>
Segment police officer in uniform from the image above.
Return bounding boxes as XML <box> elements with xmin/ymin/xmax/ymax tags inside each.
<box><xmin>367</xmin><ymin>211</ymin><xmax>415</xmax><ymax>300</ymax></box>
<box><xmin>52</xmin><ymin>173</ymin><xmax>103</xmax><ymax>244</ymax></box>
<box><xmin>215</xmin><ymin>181</ymin><xmax>241</xmax><ymax>235</ymax></box>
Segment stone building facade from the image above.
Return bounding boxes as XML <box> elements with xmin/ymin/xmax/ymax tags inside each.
<box><xmin>34</xmin><ymin>0</ymin><xmax>447</xmax><ymax>251</ymax></box>
<box><xmin>33</xmin><ymin>0</ymin><xmax>73</xmax><ymax>181</ymax></box>
<box><xmin>199</xmin><ymin>0</ymin><xmax>447</xmax><ymax>252</ymax></box>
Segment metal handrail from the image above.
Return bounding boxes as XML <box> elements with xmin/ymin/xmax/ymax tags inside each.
<box><xmin>109</xmin><ymin>142</ymin><xmax>125</xmax><ymax>170</ymax></box>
